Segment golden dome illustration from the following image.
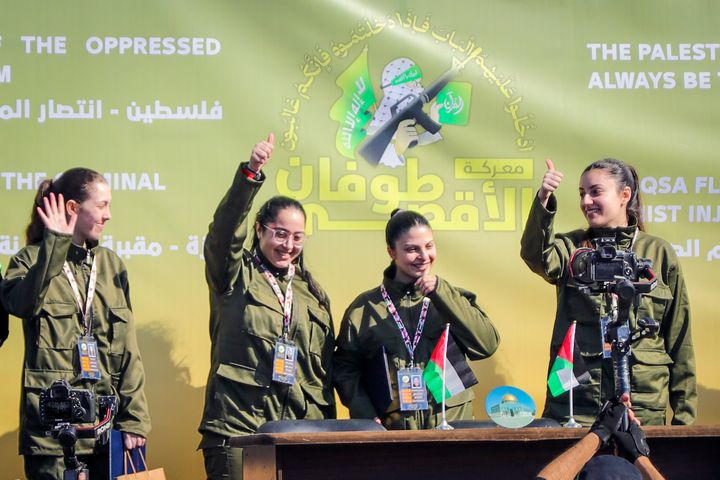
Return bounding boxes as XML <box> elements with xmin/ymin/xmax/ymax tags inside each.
<box><xmin>501</xmin><ymin>393</ymin><xmax>518</xmax><ymax>403</ymax></box>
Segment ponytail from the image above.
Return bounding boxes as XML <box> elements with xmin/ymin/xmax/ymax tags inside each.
<box><xmin>297</xmin><ymin>252</ymin><xmax>331</xmax><ymax>316</ymax></box>
<box><xmin>25</xmin><ymin>179</ymin><xmax>54</xmax><ymax>245</ymax></box>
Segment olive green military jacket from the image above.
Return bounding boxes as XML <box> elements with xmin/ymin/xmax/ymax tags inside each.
<box><xmin>1</xmin><ymin>230</ymin><xmax>151</xmax><ymax>455</ymax></box>
<box><xmin>333</xmin><ymin>265</ymin><xmax>500</xmax><ymax>430</ymax></box>
<box><xmin>520</xmin><ymin>195</ymin><xmax>696</xmax><ymax>425</ymax></box>
<box><xmin>198</xmin><ymin>165</ymin><xmax>336</xmax><ymax>444</ymax></box>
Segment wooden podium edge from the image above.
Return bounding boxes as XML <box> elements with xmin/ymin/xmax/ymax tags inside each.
<box><xmin>231</xmin><ymin>425</ymin><xmax>720</xmax><ymax>447</ymax></box>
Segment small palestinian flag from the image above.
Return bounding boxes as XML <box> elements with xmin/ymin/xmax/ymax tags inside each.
<box><xmin>547</xmin><ymin>322</ymin><xmax>591</xmax><ymax>397</ymax></box>
<box><xmin>423</xmin><ymin>327</ymin><xmax>478</xmax><ymax>403</ymax></box>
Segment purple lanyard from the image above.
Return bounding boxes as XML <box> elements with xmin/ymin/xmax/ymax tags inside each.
<box><xmin>254</xmin><ymin>254</ymin><xmax>295</xmax><ymax>338</ymax></box>
<box><xmin>380</xmin><ymin>284</ymin><xmax>430</xmax><ymax>365</ymax></box>
<box><xmin>62</xmin><ymin>256</ymin><xmax>98</xmax><ymax>335</ymax></box>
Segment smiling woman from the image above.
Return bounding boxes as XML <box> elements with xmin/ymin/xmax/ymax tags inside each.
<box><xmin>520</xmin><ymin>157</ymin><xmax>697</xmax><ymax>427</ymax></box>
<box><xmin>0</xmin><ymin>167</ymin><xmax>150</xmax><ymax>479</ymax></box>
<box><xmin>198</xmin><ymin>135</ymin><xmax>336</xmax><ymax>480</ymax></box>
<box><xmin>333</xmin><ymin>209</ymin><xmax>500</xmax><ymax>430</ymax></box>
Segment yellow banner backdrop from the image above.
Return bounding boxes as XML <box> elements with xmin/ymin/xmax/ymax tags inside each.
<box><xmin>1</xmin><ymin>1</ymin><xmax>718</xmax><ymax>477</ymax></box>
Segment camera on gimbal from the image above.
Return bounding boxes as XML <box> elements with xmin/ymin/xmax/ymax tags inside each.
<box><xmin>39</xmin><ymin>379</ymin><xmax>117</xmax><ymax>433</ymax></box>
<box><xmin>39</xmin><ymin>380</ymin><xmax>118</xmax><ymax>480</ymax></box>
<box><xmin>40</xmin><ymin>380</ymin><xmax>96</xmax><ymax>426</ymax></box>
<box><xmin>569</xmin><ymin>237</ymin><xmax>660</xmax><ymax>403</ymax></box>
<box><xmin>39</xmin><ymin>380</ymin><xmax>96</xmax><ymax>426</ymax></box>
<box><xmin>569</xmin><ymin>237</ymin><xmax>655</xmax><ymax>295</ymax></box>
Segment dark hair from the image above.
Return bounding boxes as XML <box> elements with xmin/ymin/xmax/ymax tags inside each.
<box><xmin>385</xmin><ymin>208</ymin><xmax>432</xmax><ymax>247</ymax></box>
<box><xmin>251</xmin><ymin>196</ymin><xmax>331</xmax><ymax>314</ymax></box>
<box><xmin>25</xmin><ymin>168</ymin><xmax>106</xmax><ymax>245</ymax></box>
<box><xmin>582</xmin><ymin>158</ymin><xmax>644</xmax><ymax>231</ymax></box>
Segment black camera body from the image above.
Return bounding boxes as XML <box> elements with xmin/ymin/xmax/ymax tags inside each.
<box><xmin>39</xmin><ymin>379</ymin><xmax>96</xmax><ymax>425</ymax></box>
<box><xmin>570</xmin><ymin>237</ymin><xmax>653</xmax><ymax>292</ymax></box>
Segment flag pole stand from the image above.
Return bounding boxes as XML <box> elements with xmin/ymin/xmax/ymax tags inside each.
<box><xmin>563</xmin><ymin>386</ymin><xmax>582</xmax><ymax>428</ymax></box>
<box><xmin>435</xmin><ymin>324</ymin><xmax>454</xmax><ymax>430</ymax></box>
<box><xmin>436</xmin><ymin>382</ymin><xmax>454</xmax><ymax>431</ymax></box>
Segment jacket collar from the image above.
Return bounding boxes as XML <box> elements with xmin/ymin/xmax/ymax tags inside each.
<box><xmin>382</xmin><ymin>264</ymin><xmax>422</xmax><ymax>300</ymax></box>
<box><xmin>254</xmin><ymin>249</ymin><xmax>293</xmax><ymax>279</ymax></box>
<box><xmin>67</xmin><ymin>241</ymin><xmax>98</xmax><ymax>265</ymax></box>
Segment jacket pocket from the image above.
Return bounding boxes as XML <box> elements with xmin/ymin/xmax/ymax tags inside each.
<box><xmin>213</xmin><ymin>362</ymin><xmax>269</xmax><ymax>427</ymax></box>
<box><xmin>306</xmin><ymin>305</ymin><xmax>332</xmax><ymax>377</ymax></box>
<box><xmin>300</xmin><ymin>382</ymin><xmax>336</xmax><ymax>419</ymax></box>
<box><xmin>565</xmin><ymin>283</ymin><xmax>600</xmax><ymax>326</ymax></box>
<box><xmin>38</xmin><ymin>302</ymin><xmax>80</xmax><ymax>349</ymax></box>
<box><xmin>216</xmin><ymin>362</ymin><xmax>269</xmax><ymax>388</ymax></box>
<box><xmin>107</xmin><ymin>306</ymin><xmax>130</xmax><ymax>354</ymax></box>
<box><xmin>636</xmin><ymin>283</ymin><xmax>672</xmax><ymax>328</ymax></box>
<box><xmin>24</xmin><ymin>368</ymin><xmax>76</xmax><ymax>389</ymax></box>
<box><xmin>106</xmin><ymin>307</ymin><xmax>131</xmax><ymax>375</ymax></box>
<box><xmin>631</xmin><ymin>348</ymin><xmax>672</xmax><ymax>414</ymax></box>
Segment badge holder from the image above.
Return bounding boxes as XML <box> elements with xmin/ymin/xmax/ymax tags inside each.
<box><xmin>77</xmin><ymin>336</ymin><xmax>101</xmax><ymax>380</ymax></box>
<box><xmin>397</xmin><ymin>367</ymin><xmax>429</xmax><ymax>411</ymax></box>
<box><xmin>272</xmin><ymin>338</ymin><xmax>298</xmax><ymax>385</ymax></box>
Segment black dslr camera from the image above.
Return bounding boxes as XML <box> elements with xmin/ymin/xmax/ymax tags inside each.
<box><xmin>39</xmin><ymin>379</ymin><xmax>96</xmax><ymax>425</ymax></box>
<box><xmin>39</xmin><ymin>380</ymin><xmax>118</xmax><ymax>480</ymax></box>
<box><xmin>569</xmin><ymin>237</ymin><xmax>655</xmax><ymax>294</ymax></box>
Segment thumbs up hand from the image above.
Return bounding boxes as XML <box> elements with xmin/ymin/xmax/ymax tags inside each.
<box><xmin>249</xmin><ymin>133</ymin><xmax>275</xmax><ymax>172</ymax></box>
<box><xmin>538</xmin><ymin>158</ymin><xmax>564</xmax><ymax>207</ymax></box>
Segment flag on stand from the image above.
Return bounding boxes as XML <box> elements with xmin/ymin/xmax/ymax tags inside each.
<box><xmin>547</xmin><ymin>322</ymin><xmax>591</xmax><ymax>397</ymax></box>
<box><xmin>423</xmin><ymin>329</ymin><xmax>478</xmax><ymax>403</ymax></box>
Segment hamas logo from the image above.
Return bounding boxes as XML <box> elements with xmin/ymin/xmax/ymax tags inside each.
<box><xmin>331</xmin><ymin>51</ymin><xmax>474</xmax><ymax>168</ymax></box>
<box><xmin>278</xmin><ymin>11</ymin><xmax>537</xmax><ymax>233</ymax></box>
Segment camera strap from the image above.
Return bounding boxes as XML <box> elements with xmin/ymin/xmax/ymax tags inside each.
<box><xmin>62</xmin><ymin>255</ymin><xmax>98</xmax><ymax>334</ymax></box>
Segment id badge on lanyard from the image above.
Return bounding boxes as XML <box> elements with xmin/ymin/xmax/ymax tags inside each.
<box><xmin>272</xmin><ymin>338</ymin><xmax>298</xmax><ymax>385</ymax></box>
<box><xmin>64</xmin><ymin>257</ymin><xmax>102</xmax><ymax>380</ymax></box>
<box><xmin>255</xmin><ymin>254</ymin><xmax>298</xmax><ymax>385</ymax></box>
<box><xmin>397</xmin><ymin>367</ymin><xmax>429</xmax><ymax>411</ymax></box>
<box><xmin>78</xmin><ymin>335</ymin><xmax>101</xmax><ymax>380</ymax></box>
<box><xmin>380</xmin><ymin>284</ymin><xmax>431</xmax><ymax>411</ymax></box>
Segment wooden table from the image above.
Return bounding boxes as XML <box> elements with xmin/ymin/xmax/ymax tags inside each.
<box><xmin>232</xmin><ymin>425</ymin><xmax>720</xmax><ymax>479</ymax></box>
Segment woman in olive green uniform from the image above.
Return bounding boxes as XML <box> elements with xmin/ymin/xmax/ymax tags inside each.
<box><xmin>1</xmin><ymin>168</ymin><xmax>150</xmax><ymax>479</ymax></box>
<box><xmin>333</xmin><ymin>210</ymin><xmax>500</xmax><ymax>430</ymax></box>
<box><xmin>199</xmin><ymin>134</ymin><xmax>335</xmax><ymax>479</ymax></box>
<box><xmin>521</xmin><ymin>158</ymin><xmax>696</xmax><ymax>426</ymax></box>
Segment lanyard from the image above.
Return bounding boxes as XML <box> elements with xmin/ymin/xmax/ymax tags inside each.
<box><xmin>62</xmin><ymin>255</ymin><xmax>98</xmax><ymax>335</ymax></box>
<box><xmin>380</xmin><ymin>284</ymin><xmax>430</xmax><ymax>365</ymax></box>
<box><xmin>254</xmin><ymin>254</ymin><xmax>295</xmax><ymax>338</ymax></box>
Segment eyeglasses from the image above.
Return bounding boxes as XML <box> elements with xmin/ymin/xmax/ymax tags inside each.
<box><xmin>262</xmin><ymin>224</ymin><xmax>306</xmax><ymax>245</ymax></box>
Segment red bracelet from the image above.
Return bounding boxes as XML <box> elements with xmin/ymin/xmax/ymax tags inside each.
<box><xmin>242</xmin><ymin>165</ymin><xmax>260</xmax><ymax>180</ymax></box>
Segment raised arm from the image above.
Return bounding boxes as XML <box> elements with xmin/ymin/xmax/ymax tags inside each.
<box><xmin>1</xmin><ymin>193</ymin><xmax>76</xmax><ymax>318</ymax></box>
<box><xmin>204</xmin><ymin>134</ymin><xmax>274</xmax><ymax>293</ymax></box>
<box><xmin>520</xmin><ymin>159</ymin><xmax>572</xmax><ymax>284</ymax></box>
